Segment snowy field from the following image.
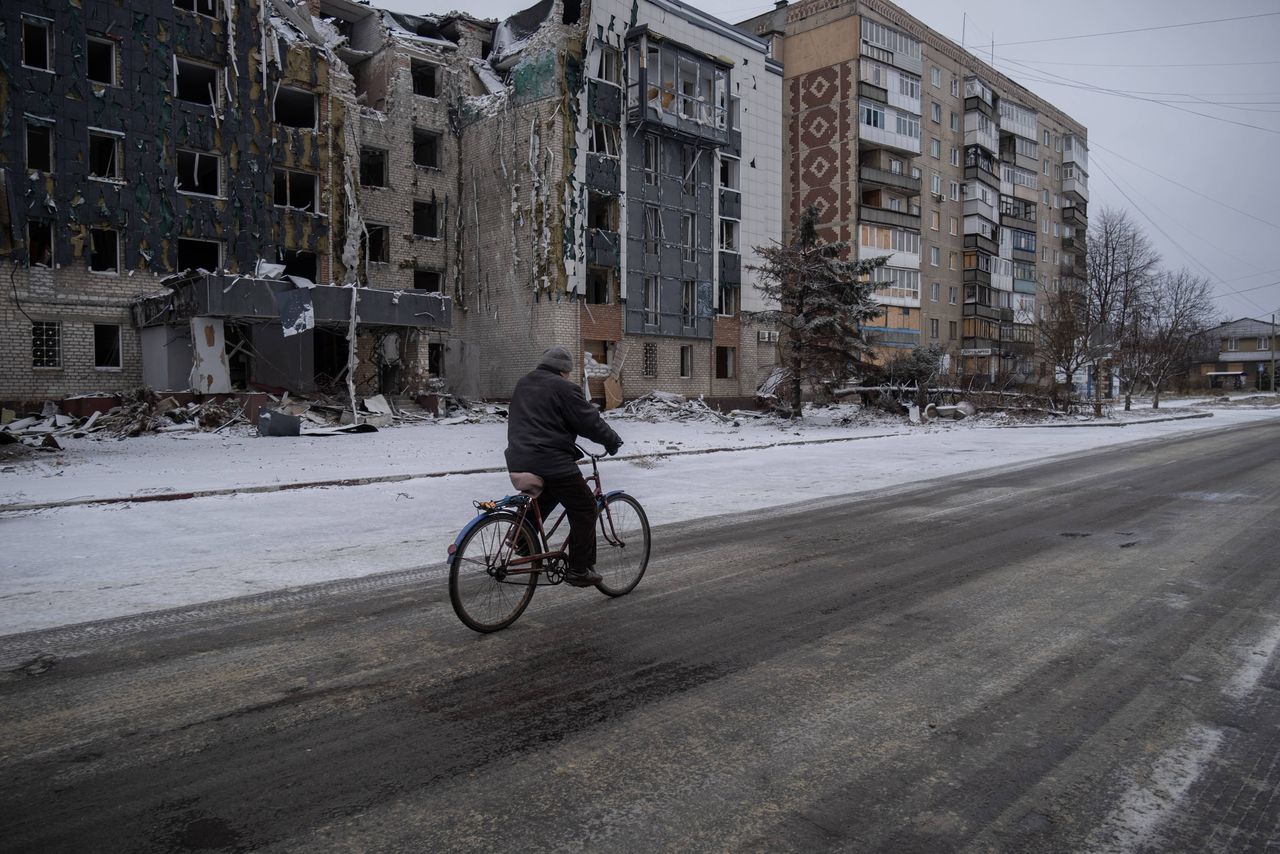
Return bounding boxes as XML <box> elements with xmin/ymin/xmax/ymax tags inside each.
<box><xmin>2</xmin><ymin>396</ymin><xmax>1277</xmax><ymax>636</ymax></box>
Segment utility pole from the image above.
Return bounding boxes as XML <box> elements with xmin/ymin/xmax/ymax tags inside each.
<box><xmin>1272</xmin><ymin>312</ymin><xmax>1277</xmax><ymax>394</ymax></box>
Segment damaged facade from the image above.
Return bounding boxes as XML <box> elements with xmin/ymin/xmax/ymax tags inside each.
<box><xmin>2</xmin><ymin>0</ymin><xmax>781</xmax><ymax>409</ymax></box>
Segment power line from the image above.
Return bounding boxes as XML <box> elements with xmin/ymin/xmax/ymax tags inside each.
<box><xmin>1000</xmin><ymin>58</ymin><xmax>1280</xmax><ymax>69</ymax></box>
<box><xmin>988</xmin><ymin>12</ymin><xmax>1280</xmax><ymax>48</ymax></box>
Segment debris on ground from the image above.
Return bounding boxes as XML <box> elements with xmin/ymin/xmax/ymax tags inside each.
<box><xmin>614</xmin><ymin>392</ymin><xmax>733</xmax><ymax>424</ymax></box>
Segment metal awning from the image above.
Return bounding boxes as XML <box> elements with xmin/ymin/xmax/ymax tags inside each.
<box><xmin>131</xmin><ymin>273</ymin><xmax>452</xmax><ymax>330</ymax></box>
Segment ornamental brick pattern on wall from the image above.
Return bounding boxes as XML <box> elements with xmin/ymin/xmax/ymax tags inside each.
<box><xmin>790</xmin><ymin>63</ymin><xmax>856</xmax><ymax>248</ymax></box>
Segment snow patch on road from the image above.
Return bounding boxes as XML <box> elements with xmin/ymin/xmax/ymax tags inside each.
<box><xmin>1222</xmin><ymin>616</ymin><xmax>1280</xmax><ymax>702</ymax></box>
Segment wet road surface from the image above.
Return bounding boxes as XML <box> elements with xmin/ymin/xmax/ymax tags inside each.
<box><xmin>1</xmin><ymin>419</ymin><xmax>1278</xmax><ymax>852</ymax></box>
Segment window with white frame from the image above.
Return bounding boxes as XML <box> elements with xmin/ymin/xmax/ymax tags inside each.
<box><xmin>643</xmin><ymin>135</ymin><xmax>659</xmax><ymax>185</ymax></box>
<box><xmin>930</xmin><ymin>137</ymin><xmax>940</xmax><ymax>159</ymax></box>
<box><xmin>681</xmin><ymin>280</ymin><xmax>697</xmax><ymax>326</ymax></box>
<box><xmin>644</xmin><ymin>206</ymin><xmax>661</xmax><ymax>255</ymax></box>
<box><xmin>930</xmin><ymin>281</ymin><xmax>940</xmax><ymax>301</ymax></box>
<box><xmin>273</xmin><ymin>169</ymin><xmax>318</xmax><ymax>211</ymax></box>
<box><xmin>720</xmin><ymin>154</ymin><xmax>739</xmax><ymax>189</ymax></box>
<box><xmin>931</xmin><ymin>102</ymin><xmax>941</xmax><ymax>123</ymax></box>
<box><xmin>595</xmin><ymin>45</ymin><xmax>621</xmax><ymax>84</ymax></box>
<box><xmin>588</xmin><ymin>119</ymin><xmax>620</xmax><ymax>157</ymax></box>
<box><xmin>23</xmin><ymin>17</ymin><xmax>53</xmax><ymax>71</ymax></box>
<box><xmin>643</xmin><ymin>278</ymin><xmax>660</xmax><ymax>327</ymax></box>
<box><xmin>681</xmin><ymin>213</ymin><xmax>695</xmax><ymax>262</ymax></box>
<box><xmin>930</xmin><ymin>66</ymin><xmax>941</xmax><ymax>87</ymax></box>
<box><xmin>174</xmin><ymin>57</ymin><xmax>220</xmax><ymax>106</ymax></box>
<box><xmin>718</xmin><ymin>283</ymin><xmax>739</xmax><ymax>315</ymax></box>
<box><xmin>929</xmin><ymin>246</ymin><xmax>940</xmax><ymax>266</ymax></box>
<box><xmin>87</xmin><ymin>36</ymin><xmax>116</xmax><ymax>85</ymax></box>
<box><xmin>1226</xmin><ymin>338</ymin><xmax>1238</xmax><ymax>351</ymax></box>
<box><xmin>719</xmin><ymin>219</ymin><xmax>739</xmax><ymax>253</ymax></box>
<box><xmin>88</xmin><ymin>130</ymin><xmax>123</xmax><ymax>181</ymax></box>
<box><xmin>26</xmin><ymin>121</ymin><xmax>53</xmax><ymax>172</ymax></box>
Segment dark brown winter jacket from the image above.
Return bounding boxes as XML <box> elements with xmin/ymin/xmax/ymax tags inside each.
<box><xmin>504</xmin><ymin>366</ymin><xmax>622</xmax><ymax>479</ymax></box>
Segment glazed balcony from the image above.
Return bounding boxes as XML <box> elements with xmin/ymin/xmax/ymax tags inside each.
<box><xmin>859</xmin><ymin>165</ymin><xmax>921</xmax><ymax>195</ymax></box>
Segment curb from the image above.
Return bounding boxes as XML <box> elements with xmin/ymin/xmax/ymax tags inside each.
<box><xmin>1000</xmin><ymin>412</ymin><xmax>1214</xmax><ymax>429</ymax></box>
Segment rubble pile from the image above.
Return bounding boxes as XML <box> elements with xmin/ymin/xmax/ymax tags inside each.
<box><xmin>615</xmin><ymin>392</ymin><xmax>734</xmax><ymax>424</ymax></box>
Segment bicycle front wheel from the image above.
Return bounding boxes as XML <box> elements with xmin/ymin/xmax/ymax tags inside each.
<box><xmin>595</xmin><ymin>493</ymin><xmax>651</xmax><ymax>597</ymax></box>
<box><xmin>449</xmin><ymin>514</ymin><xmax>538</xmax><ymax>632</ymax></box>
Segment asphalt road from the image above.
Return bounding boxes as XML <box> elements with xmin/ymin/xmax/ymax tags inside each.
<box><xmin>2</xmin><ymin>420</ymin><xmax>1278</xmax><ymax>853</ymax></box>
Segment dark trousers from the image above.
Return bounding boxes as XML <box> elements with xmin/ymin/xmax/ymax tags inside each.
<box><xmin>536</xmin><ymin>473</ymin><xmax>597</xmax><ymax>571</ymax></box>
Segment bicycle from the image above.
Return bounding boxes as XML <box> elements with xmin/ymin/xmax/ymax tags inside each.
<box><xmin>447</xmin><ymin>444</ymin><xmax>651</xmax><ymax>633</ymax></box>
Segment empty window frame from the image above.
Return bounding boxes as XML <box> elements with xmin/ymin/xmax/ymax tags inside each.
<box><xmin>715</xmin><ymin>346</ymin><xmax>736</xmax><ymax>379</ymax></box>
<box><xmin>413</xmin><ymin>129</ymin><xmax>441</xmax><ymax>168</ymax></box>
<box><xmin>273</xmin><ymin>169</ymin><xmax>318</xmax><ymax>211</ymax></box>
<box><xmin>26</xmin><ymin>121</ymin><xmax>53</xmax><ymax>172</ymax></box>
<box><xmin>23</xmin><ymin>17</ymin><xmax>53</xmax><ymax>71</ymax></box>
<box><xmin>27</xmin><ymin>220</ymin><xmax>53</xmax><ymax>267</ymax></box>
<box><xmin>88</xmin><ymin>130</ymin><xmax>123</xmax><ymax>180</ymax></box>
<box><xmin>414</xmin><ymin>269</ymin><xmax>442</xmax><ymax>291</ymax></box>
<box><xmin>177</xmin><ymin>238</ymin><xmax>221</xmax><ymax>272</ymax></box>
<box><xmin>360</xmin><ymin>148</ymin><xmax>388</xmax><ymax>187</ymax></box>
<box><xmin>32</xmin><ymin>321</ymin><xmax>61</xmax><ymax>368</ymax></box>
<box><xmin>585</xmin><ymin>266</ymin><xmax>613</xmax><ymax>304</ymax></box>
<box><xmin>680</xmin><ymin>213</ymin><xmax>695</xmax><ymax>262</ymax></box>
<box><xmin>411</xmin><ymin>60</ymin><xmax>439</xmax><ymax>97</ymax></box>
<box><xmin>90</xmin><ymin>228</ymin><xmax>120</xmax><ymax>273</ymax></box>
<box><xmin>642</xmin><ymin>341</ymin><xmax>657</xmax><ymax>377</ymax></box>
<box><xmin>719</xmin><ymin>219</ymin><xmax>739</xmax><ymax>253</ymax></box>
<box><xmin>643</xmin><ymin>205</ymin><xmax>662</xmax><ymax>255</ymax></box>
<box><xmin>365</xmin><ymin>224</ymin><xmax>390</xmax><ymax>263</ymax></box>
<box><xmin>588</xmin><ymin>119</ymin><xmax>619</xmax><ymax>157</ymax></box>
<box><xmin>87</xmin><ymin>36</ymin><xmax>117</xmax><ymax>85</ymax></box>
<box><xmin>681</xmin><ymin>279</ymin><xmax>697</xmax><ymax>326</ymax></box>
<box><xmin>281</xmin><ymin>249</ymin><xmax>317</xmax><ymax>281</ymax></box>
<box><xmin>643</xmin><ymin>276</ymin><xmax>660</xmax><ymax>326</ymax></box>
<box><xmin>174</xmin><ymin>0</ymin><xmax>218</xmax><ymax>17</ymax></box>
<box><xmin>413</xmin><ymin>200</ymin><xmax>441</xmax><ymax>238</ymax></box>
<box><xmin>594</xmin><ymin>45</ymin><xmax>621</xmax><ymax>84</ymax></box>
<box><xmin>587</xmin><ymin>192</ymin><xmax>617</xmax><ymax>231</ymax></box>
<box><xmin>643</xmin><ymin>135</ymin><xmax>659</xmax><ymax>185</ymax></box>
<box><xmin>174</xmin><ymin>58</ymin><xmax>220</xmax><ymax>106</ymax></box>
<box><xmin>719</xmin><ymin>155</ymin><xmax>739</xmax><ymax>189</ymax></box>
<box><xmin>94</xmin><ymin>324</ymin><xmax>122</xmax><ymax>369</ymax></box>
<box><xmin>680</xmin><ymin>145</ymin><xmax>698</xmax><ymax>194</ymax></box>
<box><xmin>679</xmin><ymin>345</ymin><xmax>693</xmax><ymax>378</ymax></box>
<box><xmin>176</xmin><ymin>149</ymin><xmax>221</xmax><ymax>195</ymax></box>
<box><xmin>274</xmin><ymin>87</ymin><xmax>316</xmax><ymax>129</ymax></box>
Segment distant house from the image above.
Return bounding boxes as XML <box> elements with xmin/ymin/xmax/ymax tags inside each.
<box><xmin>1191</xmin><ymin>318</ymin><xmax>1277</xmax><ymax>390</ymax></box>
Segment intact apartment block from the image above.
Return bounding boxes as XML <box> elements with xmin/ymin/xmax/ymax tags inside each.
<box><xmin>741</xmin><ymin>0</ymin><xmax>1089</xmax><ymax>382</ymax></box>
<box><xmin>1192</xmin><ymin>318</ymin><xmax>1278</xmax><ymax>390</ymax></box>
<box><xmin>1</xmin><ymin>0</ymin><xmax>783</xmax><ymax>408</ymax></box>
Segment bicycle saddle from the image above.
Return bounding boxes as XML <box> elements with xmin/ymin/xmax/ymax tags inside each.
<box><xmin>508</xmin><ymin>471</ymin><xmax>544</xmax><ymax>498</ymax></box>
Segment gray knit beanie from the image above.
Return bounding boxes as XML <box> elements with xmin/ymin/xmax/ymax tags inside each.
<box><xmin>538</xmin><ymin>346</ymin><xmax>574</xmax><ymax>374</ymax></box>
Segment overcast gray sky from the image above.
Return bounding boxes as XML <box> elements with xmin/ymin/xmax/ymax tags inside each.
<box><xmin>383</xmin><ymin>0</ymin><xmax>1280</xmax><ymax>323</ymax></box>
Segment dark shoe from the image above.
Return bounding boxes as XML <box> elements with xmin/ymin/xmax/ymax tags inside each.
<box><xmin>565</xmin><ymin>567</ymin><xmax>602</xmax><ymax>587</ymax></box>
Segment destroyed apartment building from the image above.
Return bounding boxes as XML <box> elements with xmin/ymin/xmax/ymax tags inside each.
<box><xmin>1</xmin><ymin>0</ymin><xmax>783</xmax><ymax>412</ymax></box>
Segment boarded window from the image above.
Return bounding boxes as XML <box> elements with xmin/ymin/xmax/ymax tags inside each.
<box><xmin>88</xmin><ymin>131</ymin><xmax>122</xmax><ymax>180</ymax></box>
<box><xmin>26</xmin><ymin>123</ymin><xmax>53</xmax><ymax>172</ymax></box>
<box><xmin>273</xmin><ymin>169</ymin><xmax>317</xmax><ymax>211</ymax></box>
<box><xmin>87</xmin><ymin>37</ymin><xmax>116</xmax><ymax>85</ymax></box>
<box><xmin>414</xmin><ymin>269</ymin><xmax>442</xmax><ymax>291</ymax></box>
<box><xmin>715</xmin><ymin>346</ymin><xmax>736</xmax><ymax>379</ymax></box>
<box><xmin>411</xmin><ymin>60</ymin><xmax>439</xmax><ymax>97</ymax></box>
<box><xmin>177</xmin><ymin>238</ymin><xmax>220</xmax><ymax>272</ymax></box>
<box><xmin>360</xmin><ymin>148</ymin><xmax>387</xmax><ymax>187</ymax></box>
<box><xmin>274</xmin><ymin>87</ymin><xmax>316</xmax><ymax>129</ymax></box>
<box><xmin>413</xmin><ymin>129</ymin><xmax>441</xmax><ymax>168</ymax></box>
<box><xmin>177</xmin><ymin>150</ymin><xmax>220</xmax><ymax>195</ymax></box>
<box><xmin>27</xmin><ymin>220</ymin><xmax>52</xmax><ymax>267</ymax></box>
<box><xmin>23</xmin><ymin>19</ymin><xmax>52</xmax><ymax>70</ymax></box>
<box><xmin>94</xmin><ymin>324</ymin><xmax>122</xmax><ymax>368</ymax></box>
<box><xmin>32</xmin><ymin>321</ymin><xmax>61</xmax><ymax>368</ymax></box>
<box><xmin>413</xmin><ymin>201</ymin><xmax>440</xmax><ymax>238</ymax></box>
<box><xmin>175</xmin><ymin>58</ymin><xmax>218</xmax><ymax>105</ymax></box>
<box><xmin>90</xmin><ymin>228</ymin><xmax>119</xmax><ymax>272</ymax></box>
<box><xmin>365</xmin><ymin>225</ymin><xmax>389</xmax><ymax>263</ymax></box>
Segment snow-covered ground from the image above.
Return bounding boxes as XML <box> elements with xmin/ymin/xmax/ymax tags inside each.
<box><xmin>2</xmin><ymin>396</ymin><xmax>1277</xmax><ymax>636</ymax></box>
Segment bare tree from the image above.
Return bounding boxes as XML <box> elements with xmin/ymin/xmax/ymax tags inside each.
<box><xmin>751</xmin><ymin>205</ymin><xmax>886</xmax><ymax>418</ymax></box>
<box><xmin>1034</xmin><ymin>285</ymin><xmax>1092</xmax><ymax>409</ymax></box>
<box><xmin>1132</xmin><ymin>269</ymin><xmax>1217</xmax><ymax>408</ymax></box>
<box><xmin>1085</xmin><ymin>208</ymin><xmax>1160</xmax><ymax>414</ymax></box>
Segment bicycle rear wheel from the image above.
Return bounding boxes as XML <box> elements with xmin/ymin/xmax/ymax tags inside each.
<box><xmin>594</xmin><ymin>493</ymin><xmax>650</xmax><ymax>597</ymax></box>
<box><xmin>449</xmin><ymin>514</ymin><xmax>538</xmax><ymax>632</ymax></box>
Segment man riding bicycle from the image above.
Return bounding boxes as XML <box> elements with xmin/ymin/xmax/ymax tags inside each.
<box><xmin>505</xmin><ymin>347</ymin><xmax>623</xmax><ymax>587</ymax></box>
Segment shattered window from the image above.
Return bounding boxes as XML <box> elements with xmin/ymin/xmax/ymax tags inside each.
<box><xmin>585</xmin><ymin>266</ymin><xmax>613</xmax><ymax>304</ymax></box>
<box><xmin>643</xmin><ymin>279</ymin><xmax>660</xmax><ymax>327</ymax></box>
<box><xmin>715</xmin><ymin>346</ymin><xmax>736</xmax><ymax>379</ymax></box>
<box><xmin>643</xmin><ymin>206</ymin><xmax>661</xmax><ymax>256</ymax></box>
<box><xmin>594</xmin><ymin>46</ymin><xmax>620</xmax><ymax>85</ymax></box>
<box><xmin>414</xmin><ymin>270</ymin><xmax>442</xmax><ymax>291</ymax></box>
<box><xmin>274</xmin><ymin>87</ymin><xmax>316</xmax><ymax>129</ymax></box>
<box><xmin>89</xmin><ymin>228</ymin><xmax>119</xmax><ymax>273</ymax></box>
<box><xmin>32</xmin><ymin>321</ymin><xmax>61</xmax><ymax>368</ymax></box>
<box><xmin>87</xmin><ymin>37</ymin><xmax>116</xmax><ymax>85</ymax></box>
<box><xmin>413</xmin><ymin>201</ymin><xmax>440</xmax><ymax>238</ymax></box>
<box><xmin>23</xmin><ymin>18</ymin><xmax>53</xmax><ymax>71</ymax></box>
<box><xmin>26</xmin><ymin>122</ymin><xmax>53</xmax><ymax>173</ymax></box>
<box><xmin>588</xmin><ymin>120</ymin><xmax>619</xmax><ymax>158</ymax></box>
<box><xmin>643</xmin><ymin>136</ymin><xmax>659</xmax><ymax>185</ymax></box>
<box><xmin>642</xmin><ymin>341</ymin><xmax>657</xmax><ymax>376</ymax></box>
<box><xmin>175</xmin><ymin>58</ymin><xmax>220</xmax><ymax>106</ymax></box>
<box><xmin>177</xmin><ymin>238</ymin><xmax>220</xmax><ymax>272</ymax></box>
<box><xmin>412</xmin><ymin>61</ymin><xmax>439</xmax><ymax>98</ymax></box>
<box><xmin>360</xmin><ymin>148</ymin><xmax>388</xmax><ymax>187</ymax></box>
<box><xmin>681</xmin><ymin>145</ymin><xmax>698</xmax><ymax>194</ymax></box>
<box><xmin>174</xmin><ymin>0</ymin><xmax>218</xmax><ymax>18</ymax></box>
<box><xmin>177</xmin><ymin>149</ymin><xmax>221</xmax><ymax>196</ymax></box>
<box><xmin>719</xmin><ymin>155</ymin><xmax>738</xmax><ymax>190</ymax></box>
<box><xmin>281</xmin><ymin>250</ymin><xmax>317</xmax><ymax>281</ymax></box>
<box><xmin>413</xmin><ymin>129</ymin><xmax>441</xmax><ymax>169</ymax></box>
<box><xmin>27</xmin><ymin>221</ymin><xmax>53</xmax><ymax>267</ymax></box>
<box><xmin>273</xmin><ymin>169</ymin><xmax>318</xmax><ymax>212</ymax></box>
<box><xmin>587</xmin><ymin>192</ymin><xmax>617</xmax><ymax>231</ymax></box>
<box><xmin>718</xmin><ymin>283</ymin><xmax>739</xmax><ymax>316</ymax></box>
<box><xmin>365</xmin><ymin>225</ymin><xmax>390</xmax><ymax>264</ymax></box>
<box><xmin>681</xmin><ymin>280</ymin><xmax>696</xmax><ymax>326</ymax></box>
<box><xmin>719</xmin><ymin>219</ymin><xmax>738</xmax><ymax>253</ymax></box>
<box><xmin>94</xmin><ymin>324</ymin><xmax>122</xmax><ymax>369</ymax></box>
<box><xmin>680</xmin><ymin>214</ymin><xmax>695</xmax><ymax>262</ymax></box>
<box><xmin>88</xmin><ymin>131</ymin><xmax>123</xmax><ymax>180</ymax></box>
